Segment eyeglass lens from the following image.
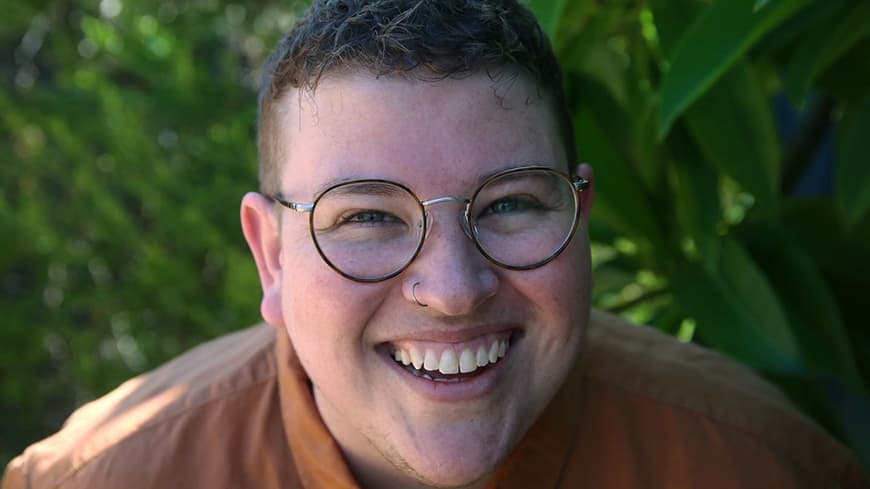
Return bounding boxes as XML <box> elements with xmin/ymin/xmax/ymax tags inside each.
<box><xmin>309</xmin><ymin>168</ymin><xmax>579</xmax><ymax>281</ymax></box>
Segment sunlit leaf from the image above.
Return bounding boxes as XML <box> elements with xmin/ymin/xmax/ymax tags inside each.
<box><xmin>659</xmin><ymin>0</ymin><xmax>812</xmax><ymax>137</ymax></box>
<box><xmin>667</xmin><ymin>124</ymin><xmax>720</xmax><ymax>265</ymax></box>
<box><xmin>683</xmin><ymin>62</ymin><xmax>780</xmax><ymax>212</ymax></box>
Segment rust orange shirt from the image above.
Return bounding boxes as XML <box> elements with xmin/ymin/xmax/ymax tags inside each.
<box><xmin>3</xmin><ymin>310</ymin><xmax>866</xmax><ymax>488</ymax></box>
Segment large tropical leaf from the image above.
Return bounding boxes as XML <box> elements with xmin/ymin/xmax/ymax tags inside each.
<box><xmin>671</xmin><ymin>237</ymin><xmax>802</xmax><ymax>375</ymax></box>
<box><xmin>659</xmin><ymin>0</ymin><xmax>812</xmax><ymax>136</ymax></box>
<box><xmin>683</xmin><ymin>63</ymin><xmax>781</xmax><ymax>212</ymax></box>
<box><xmin>575</xmin><ymin>108</ymin><xmax>669</xmax><ymax>256</ymax></box>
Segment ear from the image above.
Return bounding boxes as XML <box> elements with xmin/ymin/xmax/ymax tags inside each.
<box><xmin>576</xmin><ymin>163</ymin><xmax>595</xmax><ymax>220</ymax></box>
<box><xmin>241</xmin><ymin>192</ymin><xmax>286</xmax><ymax>329</ymax></box>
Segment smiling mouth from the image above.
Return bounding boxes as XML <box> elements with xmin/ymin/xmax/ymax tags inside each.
<box><xmin>388</xmin><ymin>335</ymin><xmax>511</xmax><ymax>383</ymax></box>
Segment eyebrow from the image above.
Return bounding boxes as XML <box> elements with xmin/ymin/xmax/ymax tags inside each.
<box><xmin>479</xmin><ymin>162</ymin><xmax>550</xmax><ymax>180</ymax></box>
<box><xmin>326</xmin><ymin>181</ymin><xmax>406</xmax><ymax>197</ymax></box>
<box><xmin>311</xmin><ymin>161</ymin><xmax>552</xmax><ymax>196</ymax></box>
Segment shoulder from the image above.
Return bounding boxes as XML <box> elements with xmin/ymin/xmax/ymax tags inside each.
<box><xmin>3</xmin><ymin>324</ymin><xmax>295</xmax><ymax>489</ymax></box>
<box><xmin>576</xmin><ymin>309</ymin><xmax>867</xmax><ymax>488</ymax></box>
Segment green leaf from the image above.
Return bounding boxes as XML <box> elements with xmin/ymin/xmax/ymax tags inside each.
<box><xmin>783</xmin><ymin>2</ymin><xmax>870</xmax><ymax>105</ymax></box>
<box><xmin>754</xmin><ymin>0</ymin><xmax>773</xmax><ymax>11</ymax></box>
<box><xmin>715</xmin><ymin>237</ymin><xmax>801</xmax><ymax>360</ymax></box>
<box><xmin>835</xmin><ymin>97</ymin><xmax>870</xmax><ymax>230</ymax></box>
<box><xmin>739</xmin><ymin>227</ymin><xmax>864</xmax><ymax>390</ymax></box>
<box><xmin>818</xmin><ymin>38</ymin><xmax>870</xmax><ymax>106</ymax></box>
<box><xmin>650</xmin><ymin>0</ymin><xmax>702</xmax><ymax>54</ymax></box>
<box><xmin>683</xmin><ymin>62</ymin><xmax>781</xmax><ymax>212</ymax></box>
<box><xmin>737</xmin><ymin>220</ymin><xmax>869</xmax><ymax>463</ymax></box>
<box><xmin>779</xmin><ymin>198</ymin><xmax>870</xmax><ymax>282</ymax></box>
<box><xmin>659</xmin><ymin>0</ymin><xmax>812</xmax><ymax>137</ymax></box>
<box><xmin>526</xmin><ymin>0</ymin><xmax>570</xmax><ymax>41</ymax></box>
<box><xmin>575</xmin><ymin>108</ymin><xmax>669</xmax><ymax>255</ymax></box>
<box><xmin>671</xmin><ymin>241</ymin><xmax>802</xmax><ymax>374</ymax></box>
<box><xmin>667</xmin><ymin>124</ymin><xmax>721</xmax><ymax>265</ymax></box>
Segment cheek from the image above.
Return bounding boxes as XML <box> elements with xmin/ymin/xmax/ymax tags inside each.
<box><xmin>278</xmin><ymin>252</ymin><xmax>388</xmax><ymax>361</ymax></box>
<box><xmin>512</xmin><ymin>239</ymin><xmax>591</xmax><ymax>356</ymax></box>
<box><xmin>521</xmin><ymin>240</ymin><xmax>590</xmax><ymax>313</ymax></box>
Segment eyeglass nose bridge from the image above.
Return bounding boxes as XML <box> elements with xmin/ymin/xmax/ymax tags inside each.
<box><xmin>420</xmin><ymin>196</ymin><xmax>473</xmax><ymax>242</ymax></box>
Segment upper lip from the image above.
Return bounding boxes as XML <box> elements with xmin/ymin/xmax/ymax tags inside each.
<box><xmin>375</xmin><ymin>322</ymin><xmax>522</xmax><ymax>345</ymax></box>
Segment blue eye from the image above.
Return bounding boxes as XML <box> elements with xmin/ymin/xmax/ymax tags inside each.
<box><xmin>483</xmin><ymin>197</ymin><xmax>539</xmax><ymax>215</ymax></box>
<box><xmin>337</xmin><ymin>210</ymin><xmax>405</xmax><ymax>226</ymax></box>
<box><xmin>346</xmin><ymin>211</ymin><xmax>395</xmax><ymax>223</ymax></box>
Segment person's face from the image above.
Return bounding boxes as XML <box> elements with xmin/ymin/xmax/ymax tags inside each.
<box><xmin>242</xmin><ymin>73</ymin><xmax>594</xmax><ymax>488</ymax></box>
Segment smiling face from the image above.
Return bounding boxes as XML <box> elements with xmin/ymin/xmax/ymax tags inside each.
<box><xmin>242</xmin><ymin>73</ymin><xmax>594</xmax><ymax>488</ymax></box>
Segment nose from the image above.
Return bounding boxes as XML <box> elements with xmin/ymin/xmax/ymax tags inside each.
<box><xmin>404</xmin><ymin>204</ymin><xmax>499</xmax><ymax>316</ymax></box>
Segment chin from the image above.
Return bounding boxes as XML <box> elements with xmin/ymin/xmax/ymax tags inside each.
<box><xmin>375</xmin><ymin>424</ymin><xmax>515</xmax><ymax>489</ymax></box>
<box><xmin>400</xmin><ymin>457</ymin><xmax>497</xmax><ymax>489</ymax></box>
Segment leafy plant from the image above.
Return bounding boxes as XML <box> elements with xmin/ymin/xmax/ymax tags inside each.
<box><xmin>529</xmin><ymin>0</ymin><xmax>870</xmax><ymax>465</ymax></box>
<box><xmin>1</xmin><ymin>0</ymin><xmax>867</xmax><ymax>471</ymax></box>
<box><xmin>1</xmin><ymin>0</ymin><xmax>302</xmax><ymax>466</ymax></box>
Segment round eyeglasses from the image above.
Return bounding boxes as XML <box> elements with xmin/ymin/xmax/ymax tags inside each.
<box><xmin>272</xmin><ymin>165</ymin><xmax>589</xmax><ymax>283</ymax></box>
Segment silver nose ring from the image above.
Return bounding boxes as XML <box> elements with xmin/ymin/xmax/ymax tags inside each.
<box><xmin>411</xmin><ymin>282</ymin><xmax>428</xmax><ymax>307</ymax></box>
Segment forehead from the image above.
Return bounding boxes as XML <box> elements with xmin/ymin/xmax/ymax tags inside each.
<box><xmin>274</xmin><ymin>72</ymin><xmax>565</xmax><ymax>195</ymax></box>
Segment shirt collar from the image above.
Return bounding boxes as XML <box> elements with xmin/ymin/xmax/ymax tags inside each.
<box><xmin>275</xmin><ymin>327</ymin><xmax>361</xmax><ymax>489</ymax></box>
<box><xmin>274</xmin><ymin>326</ymin><xmax>585</xmax><ymax>489</ymax></box>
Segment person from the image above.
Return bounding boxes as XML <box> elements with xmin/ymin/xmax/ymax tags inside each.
<box><xmin>3</xmin><ymin>1</ymin><xmax>867</xmax><ymax>488</ymax></box>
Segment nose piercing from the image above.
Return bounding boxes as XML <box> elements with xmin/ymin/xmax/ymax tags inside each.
<box><xmin>411</xmin><ymin>282</ymin><xmax>428</xmax><ymax>307</ymax></box>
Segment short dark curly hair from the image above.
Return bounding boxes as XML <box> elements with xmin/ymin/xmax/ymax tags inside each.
<box><xmin>257</xmin><ymin>0</ymin><xmax>575</xmax><ymax>196</ymax></box>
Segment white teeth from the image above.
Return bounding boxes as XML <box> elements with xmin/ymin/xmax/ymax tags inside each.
<box><xmin>410</xmin><ymin>347</ymin><xmax>424</xmax><ymax>370</ymax></box>
<box><xmin>423</xmin><ymin>349</ymin><xmax>439</xmax><ymax>371</ymax></box>
<box><xmin>488</xmin><ymin>340</ymin><xmax>499</xmax><ymax>364</ymax></box>
<box><xmin>476</xmin><ymin>346</ymin><xmax>489</xmax><ymax>367</ymax></box>
<box><xmin>438</xmin><ymin>350</ymin><xmax>459</xmax><ymax>374</ymax></box>
<box><xmin>393</xmin><ymin>337</ymin><xmax>512</xmax><ymax>375</ymax></box>
<box><xmin>459</xmin><ymin>348</ymin><xmax>477</xmax><ymax>373</ymax></box>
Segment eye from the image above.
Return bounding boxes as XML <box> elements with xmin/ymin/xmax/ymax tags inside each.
<box><xmin>480</xmin><ymin>196</ymin><xmax>541</xmax><ymax>216</ymax></box>
<box><xmin>339</xmin><ymin>210</ymin><xmax>403</xmax><ymax>225</ymax></box>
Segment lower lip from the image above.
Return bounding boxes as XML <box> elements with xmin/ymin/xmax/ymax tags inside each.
<box><xmin>380</xmin><ymin>338</ymin><xmax>518</xmax><ymax>402</ymax></box>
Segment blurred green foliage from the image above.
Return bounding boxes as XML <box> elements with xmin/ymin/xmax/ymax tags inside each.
<box><xmin>1</xmin><ymin>0</ymin><xmax>303</xmax><ymax>466</ymax></box>
<box><xmin>2</xmin><ymin>0</ymin><xmax>868</xmax><ymax>470</ymax></box>
<box><xmin>529</xmin><ymin>0</ymin><xmax>870</xmax><ymax>467</ymax></box>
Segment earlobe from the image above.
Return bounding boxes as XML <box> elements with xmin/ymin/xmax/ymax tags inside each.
<box><xmin>576</xmin><ymin>163</ymin><xmax>595</xmax><ymax>220</ymax></box>
<box><xmin>240</xmin><ymin>192</ymin><xmax>286</xmax><ymax>328</ymax></box>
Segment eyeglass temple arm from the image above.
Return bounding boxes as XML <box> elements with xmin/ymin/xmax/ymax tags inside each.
<box><xmin>272</xmin><ymin>195</ymin><xmax>315</xmax><ymax>213</ymax></box>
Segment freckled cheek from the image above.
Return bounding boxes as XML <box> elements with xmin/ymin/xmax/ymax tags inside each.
<box><xmin>279</xmin><ymin>262</ymin><xmax>387</xmax><ymax>352</ymax></box>
<box><xmin>512</xmin><ymin>249</ymin><xmax>590</xmax><ymax>354</ymax></box>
